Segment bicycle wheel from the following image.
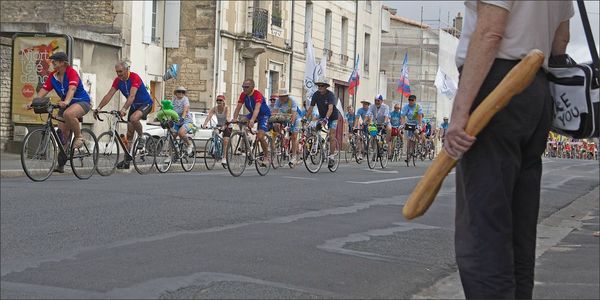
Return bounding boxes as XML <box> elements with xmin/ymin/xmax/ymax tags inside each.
<box><xmin>204</xmin><ymin>137</ymin><xmax>218</xmax><ymax>170</ymax></box>
<box><xmin>303</xmin><ymin>135</ymin><xmax>323</xmax><ymax>173</ymax></box>
<box><xmin>132</xmin><ymin>136</ymin><xmax>155</xmax><ymax>174</ymax></box>
<box><xmin>144</xmin><ymin>133</ymin><xmax>157</xmax><ymax>156</ymax></box>
<box><xmin>227</xmin><ymin>132</ymin><xmax>247</xmax><ymax>177</ymax></box>
<box><xmin>428</xmin><ymin>142</ymin><xmax>435</xmax><ymax>160</ymax></box>
<box><xmin>412</xmin><ymin>147</ymin><xmax>417</xmax><ymax>166</ymax></box>
<box><xmin>21</xmin><ymin>128</ymin><xmax>58</xmax><ymax>182</ymax></box>
<box><xmin>180</xmin><ymin>137</ymin><xmax>197</xmax><ymax>172</ymax></box>
<box><xmin>272</xmin><ymin>135</ymin><xmax>282</xmax><ymax>169</ymax></box>
<box><xmin>326</xmin><ymin>137</ymin><xmax>341</xmax><ymax>172</ymax></box>
<box><xmin>366</xmin><ymin>136</ymin><xmax>377</xmax><ymax>169</ymax></box>
<box><xmin>96</xmin><ymin>131</ymin><xmax>120</xmax><ymax>176</ymax></box>
<box><xmin>154</xmin><ymin>137</ymin><xmax>173</xmax><ymax>173</ymax></box>
<box><xmin>254</xmin><ymin>136</ymin><xmax>271</xmax><ymax>176</ymax></box>
<box><xmin>70</xmin><ymin>128</ymin><xmax>98</xmax><ymax>180</ymax></box>
<box><xmin>380</xmin><ymin>140</ymin><xmax>389</xmax><ymax>169</ymax></box>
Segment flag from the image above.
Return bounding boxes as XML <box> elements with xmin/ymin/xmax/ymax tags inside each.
<box><xmin>397</xmin><ymin>52</ymin><xmax>411</xmax><ymax>97</ymax></box>
<box><xmin>303</xmin><ymin>38</ymin><xmax>326</xmax><ymax>112</ymax></box>
<box><xmin>348</xmin><ymin>55</ymin><xmax>360</xmax><ymax>96</ymax></box>
<box><xmin>434</xmin><ymin>67</ymin><xmax>458</xmax><ymax>99</ymax></box>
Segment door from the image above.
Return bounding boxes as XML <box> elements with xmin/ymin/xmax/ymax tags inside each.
<box><xmin>334</xmin><ymin>83</ymin><xmax>348</xmax><ymax>143</ymax></box>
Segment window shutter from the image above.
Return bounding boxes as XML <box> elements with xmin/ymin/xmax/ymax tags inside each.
<box><xmin>164</xmin><ymin>0</ymin><xmax>181</xmax><ymax>48</ymax></box>
<box><xmin>143</xmin><ymin>0</ymin><xmax>153</xmax><ymax>44</ymax></box>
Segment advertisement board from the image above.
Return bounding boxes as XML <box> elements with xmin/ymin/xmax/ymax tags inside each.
<box><xmin>11</xmin><ymin>34</ymin><xmax>72</xmax><ymax>124</ymax></box>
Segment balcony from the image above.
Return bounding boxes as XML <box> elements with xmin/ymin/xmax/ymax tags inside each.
<box><xmin>252</xmin><ymin>8</ymin><xmax>268</xmax><ymax>39</ymax></box>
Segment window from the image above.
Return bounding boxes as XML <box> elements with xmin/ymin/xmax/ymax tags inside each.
<box><xmin>272</xmin><ymin>0</ymin><xmax>282</xmax><ymax>27</ymax></box>
<box><xmin>364</xmin><ymin>33</ymin><xmax>370</xmax><ymax>72</ymax></box>
<box><xmin>324</xmin><ymin>9</ymin><xmax>332</xmax><ymax>51</ymax></box>
<box><xmin>304</xmin><ymin>1</ymin><xmax>313</xmax><ymax>44</ymax></box>
<box><xmin>341</xmin><ymin>17</ymin><xmax>348</xmax><ymax>56</ymax></box>
<box><xmin>151</xmin><ymin>0</ymin><xmax>158</xmax><ymax>42</ymax></box>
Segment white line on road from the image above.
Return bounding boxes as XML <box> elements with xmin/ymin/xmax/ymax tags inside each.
<box><xmin>346</xmin><ymin>172</ymin><xmax>456</xmax><ymax>185</ymax></box>
<box><xmin>283</xmin><ymin>176</ymin><xmax>318</xmax><ymax>181</ymax></box>
<box><xmin>363</xmin><ymin>169</ymin><xmax>399</xmax><ymax>174</ymax></box>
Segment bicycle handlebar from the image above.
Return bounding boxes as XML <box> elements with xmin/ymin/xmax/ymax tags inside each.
<box><xmin>94</xmin><ymin>110</ymin><xmax>124</xmax><ymax>122</ymax></box>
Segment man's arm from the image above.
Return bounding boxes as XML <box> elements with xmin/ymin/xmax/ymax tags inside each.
<box><xmin>444</xmin><ymin>2</ymin><xmax>509</xmax><ymax>159</ymax></box>
<box><xmin>97</xmin><ymin>88</ymin><xmax>118</xmax><ymax>110</ymax></box>
<box><xmin>326</xmin><ymin>104</ymin><xmax>333</xmax><ymax>119</ymax></box>
<box><xmin>551</xmin><ymin>21</ymin><xmax>570</xmax><ymax>56</ymax></box>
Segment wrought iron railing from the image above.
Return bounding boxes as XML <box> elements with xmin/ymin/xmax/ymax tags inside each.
<box><xmin>252</xmin><ymin>8</ymin><xmax>268</xmax><ymax>39</ymax></box>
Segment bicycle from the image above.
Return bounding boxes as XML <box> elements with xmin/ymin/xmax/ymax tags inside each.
<box><xmin>424</xmin><ymin>137</ymin><xmax>436</xmax><ymax>160</ymax></box>
<box><xmin>226</xmin><ymin>120</ymin><xmax>272</xmax><ymax>177</ymax></box>
<box><xmin>204</xmin><ymin>126</ymin><xmax>225</xmax><ymax>170</ymax></box>
<box><xmin>391</xmin><ymin>130</ymin><xmax>404</xmax><ymax>162</ymax></box>
<box><xmin>303</xmin><ymin>121</ymin><xmax>340</xmax><ymax>173</ymax></box>
<box><xmin>21</xmin><ymin>99</ymin><xmax>98</xmax><ymax>181</ymax></box>
<box><xmin>366</xmin><ymin>124</ymin><xmax>389</xmax><ymax>169</ymax></box>
<box><xmin>94</xmin><ymin>110</ymin><xmax>156</xmax><ymax>175</ymax></box>
<box><xmin>154</xmin><ymin>120</ymin><xmax>197</xmax><ymax>173</ymax></box>
<box><xmin>270</xmin><ymin>117</ymin><xmax>292</xmax><ymax>169</ymax></box>
<box><xmin>344</xmin><ymin>129</ymin><xmax>363</xmax><ymax>164</ymax></box>
<box><xmin>403</xmin><ymin>125</ymin><xmax>419</xmax><ymax>167</ymax></box>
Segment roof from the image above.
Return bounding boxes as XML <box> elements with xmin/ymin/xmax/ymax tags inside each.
<box><xmin>389</xmin><ymin>14</ymin><xmax>430</xmax><ymax>29</ymax></box>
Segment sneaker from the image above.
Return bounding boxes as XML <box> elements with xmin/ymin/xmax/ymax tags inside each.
<box><xmin>72</xmin><ymin>138</ymin><xmax>84</xmax><ymax>149</ymax></box>
<box><xmin>53</xmin><ymin>165</ymin><xmax>65</xmax><ymax>173</ymax></box>
<box><xmin>357</xmin><ymin>155</ymin><xmax>363</xmax><ymax>161</ymax></box>
<box><xmin>116</xmin><ymin>160</ymin><xmax>130</xmax><ymax>169</ymax></box>
<box><xmin>137</xmin><ymin>137</ymin><xmax>146</xmax><ymax>150</ymax></box>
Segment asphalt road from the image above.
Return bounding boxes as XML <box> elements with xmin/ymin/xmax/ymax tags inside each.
<box><xmin>1</xmin><ymin>158</ymin><xmax>598</xmax><ymax>299</ymax></box>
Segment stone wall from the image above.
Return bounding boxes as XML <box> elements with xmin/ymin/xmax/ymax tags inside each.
<box><xmin>0</xmin><ymin>37</ymin><xmax>13</xmax><ymax>152</ymax></box>
<box><xmin>0</xmin><ymin>0</ymin><xmax>120</xmax><ymax>34</ymax></box>
<box><xmin>165</xmin><ymin>1</ymin><xmax>216</xmax><ymax>111</ymax></box>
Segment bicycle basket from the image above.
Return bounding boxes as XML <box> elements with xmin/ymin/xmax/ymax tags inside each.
<box><xmin>32</xmin><ymin>97</ymin><xmax>50</xmax><ymax>114</ymax></box>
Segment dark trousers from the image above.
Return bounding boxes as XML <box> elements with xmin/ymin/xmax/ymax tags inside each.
<box><xmin>455</xmin><ymin>59</ymin><xmax>552</xmax><ymax>299</ymax></box>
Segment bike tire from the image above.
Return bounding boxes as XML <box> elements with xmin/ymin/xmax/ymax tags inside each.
<box><xmin>327</xmin><ymin>137</ymin><xmax>341</xmax><ymax>172</ymax></box>
<box><xmin>366</xmin><ymin>136</ymin><xmax>377</xmax><ymax>169</ymax></box>
<box><xmin>254</xmin><ymin>136</ymin><xmax>271</xmax><ymax>176</ymax></box>
<box><xmin>96</xmin><ymin>131</ymin><xmax>120</xmax><ymax>176</ymax></box>
<box><xmin>227</xmin><ymin>132</ymin><xmax>247</xmax><ymax>177</ymax></box>
<box><xmin>21</xmin><ymin>128</ymin><xmax>58</xmax><ymax>182</ymax></box>
<box><xmin>428</xmin><ymin>142</ymin><xmax>435</xmax><ymax>160</ymax></box>
<box><xmin>304</xmin><ymin>135</ymin><xmax>323</xmax><ymax>173</ymax></box>
<box><xmin>204</xmin><ymin>137</ymin><xmax>218</xmax><ymax>170</ymax></box>
<box><xmin>380</xmin><ymin>140</ymin><xmax>389</xmax><ymax>169</ymax></box>
<box><xmin>132</xmin><ymin>136</ymin><xmax>155</xmax><ymax>174</ymax></box>
<box><xmin>70</xmin><ymin>128</ymin><xmax>98</xmax><ymax>180</ymax></box>
<box><xmin>154</xmin><ymin>137</ymin><xmax>173</xmax><ymax>173</ymax></box>
<box><xmin>180</xmin><ymin>137</ymin><xmax>197</xmax><ymax>172</ymax></box>
<box><xmin>272</xmin><ymin>135</ymin><xmax>282</xmax><ymax>169</ymax></box>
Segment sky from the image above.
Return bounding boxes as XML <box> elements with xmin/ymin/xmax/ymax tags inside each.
<box><xmin>384</xmin><ymin>1</ymin><xmax>600</xmax><ymax>63</ymax></box>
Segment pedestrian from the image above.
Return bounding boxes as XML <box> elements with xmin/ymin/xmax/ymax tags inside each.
<box><xmin>444</xmin><ymin>1</ymin><xmax>573</xmax><ymax>299</ymax></box>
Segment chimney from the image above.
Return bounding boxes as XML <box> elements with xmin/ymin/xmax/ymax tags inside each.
<box><xmin>454</xmin><ymin>12</ymin><xmax>463</xmax><ymax>37</ymax></box>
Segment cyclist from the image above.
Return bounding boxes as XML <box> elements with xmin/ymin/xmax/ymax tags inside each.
<box><xmin>203</xmin><ymin>95</ymin><xmax>231</xmax><ymax>167</ymax></box>
<box><xmin>424</xmin><ymin>119</ymin><xmax>434</xmax><ymax>142</ymax></box>
<box><xmin>390</xmin><ymin>103</ymin><xmax>402</xmax><ymax>148</ymax></box>
<box><xmin>268</xmin><ymin>94</ymin><xmax>277</xmax><ymax>112</ymax></box>
<box><xmin>272</xmin><ymin>89</ymin><xmax>302</xmax><ymax>166</ymax></box>
<box><xmin>345</xmin><ymin>105</ymin><xmax>356</xmax><ymax>134</ymax></box>
<box><xmin>365</xmin><ymin>94</ymin><xmax>392</xmax><ymax>156</ymax></box>
<box><xmin>28</xmin><ymin>52</ymin><xmax>92</xmax><ymax>173</ymax></box>
<box><xmin>439</xmin><ymin>117</ymin><xmax>449</xmax><ymax>145</ymax></box>
<box><xmin>96</xmin><ymin>60</ymin><xmax>154</xmax><ymax>169</ymax></box>
<box><xmin>400</xmin><ymin>94</ymin><xmax>423</xmax><ymax>163</ymax></box>
<box><xmin>353</xmin><ymin>100</ymin><xmax>371</xmax><ymax>161</ymax></box>
<box><xmin>306</xmin><ymin>77</ymin><xmax>339</xmax><ymax>168</ymax></box>
<box><xmin>232</xmin><ymin>78</ymin><xmax>271</xmax><ymax>166</ymax></box>
<box><xmin>170</xmin><ymin>86</ymin><xmax>195</xmax><ymax>156</ymax></box>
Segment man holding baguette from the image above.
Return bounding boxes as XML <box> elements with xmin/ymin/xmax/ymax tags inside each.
<box><xmin>444</xmin><ymin>1</ymin><xmax>573</xmax><ymax>298</ymax></box>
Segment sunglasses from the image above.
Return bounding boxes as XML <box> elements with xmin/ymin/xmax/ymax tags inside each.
<box><xmin>242</xmin><ymin>85</ymin><xmax>251</xmax><ymax>89</ymax></box>
<box><xmin>316</xmin><ymin>84</ymin><xmax>326</xmax><ymax>87</ymax></box>
<box><xmin>409</xmin><ymin>99</ymin><xmax>415</xmax><ymax>101</ymax></box>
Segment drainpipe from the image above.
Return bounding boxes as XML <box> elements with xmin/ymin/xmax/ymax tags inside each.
<box><xmin>353</xmin><ymin>0</ymin><xmax>358</xmax><ymax>107</ymax></box>
<box><xmin>288</xmin><ymin>0</ymin><xmax>295</xmax><ymax>91</ymax></box>
<box><xmin>212</xmin><ymin>0</ymin><xmax>222</xmax><ymax>108</ymax></box>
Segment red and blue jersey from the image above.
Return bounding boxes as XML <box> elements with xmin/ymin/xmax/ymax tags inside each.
<box><xmin>42</xmin><ymin>66</ymin><xmax>90</xmax><ymax>104</ymax></box>
<box><xmin>111</xmin><ymin>71</ymin><xmax>153</xmax><ymax>109</ymax></box>
<box><xmin>237</xmin><ymin>90</ymin><xmax>271</xmax><ymax>117</ymax></box>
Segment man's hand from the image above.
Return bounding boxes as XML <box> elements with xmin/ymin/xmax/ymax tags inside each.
<box><xmin>443</xmin><ymin>113</ymin><xmax>476</xmax><ymax>159</ymax></box>
<box><xmin>119</xmin><ymin>109</ymin><xmax>127</xmax><ymax>117</ymax></box>
<box><xmin>248</xmin><ymin>119</ymin><xmax>255</xmax><ymax>129</ymax></box>
<box><xmin>58</xmin><ymin>101</ymin><xmax>68</xmax><ymax>109</ymax></box>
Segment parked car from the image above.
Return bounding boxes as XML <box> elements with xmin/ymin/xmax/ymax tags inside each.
<box><xmin>143</xmin><ymin>111</ymin><xmax>218</xmax><ymax>152</ymax></box>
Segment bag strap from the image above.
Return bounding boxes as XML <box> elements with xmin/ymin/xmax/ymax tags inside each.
<box><xmin>577</xmin><ymin>0</ymin><xmax>600</xmax><ymax>71</ymax></box>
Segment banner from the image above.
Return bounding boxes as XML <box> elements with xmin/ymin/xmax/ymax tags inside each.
<box><xmin>303</xmin><ymin>38</ymin><xmax>326</xmax><ymax>114</ymax></box>
<box><xmin>11</xmin><ymin>34</ymin><xmax>71</xmax><ymax>124</ymax></box>
<box><xmin>434</xmin><ymin>67</ymin><xmax>458</xmax><ymax>99</ymax></box>
<box><xmin>397</xmin><ymin>52</ymin><xmax>411</xmax><ymax>97</ymax></box>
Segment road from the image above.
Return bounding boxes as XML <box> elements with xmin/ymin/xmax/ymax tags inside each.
<box><xmin>1</xmin><ymin>158</ymin><xmax>598</xmax><ymax>298</ymax></box>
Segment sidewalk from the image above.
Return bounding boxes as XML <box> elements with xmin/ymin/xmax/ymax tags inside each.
<box><xmin>414</xmin><ymin>187</ymin><xmax>600</xmax><ymax>299</ymax></box>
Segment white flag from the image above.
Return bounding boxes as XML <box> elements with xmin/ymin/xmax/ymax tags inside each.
<box><xmin>434</xmin><ymin>67</ymin><xmax>458</xmax><ymax>99</ymax></box>
<box><xmin>304</xmin><ymin>38</ymin><xmax>318</xmax><ymax>108</ymax></box>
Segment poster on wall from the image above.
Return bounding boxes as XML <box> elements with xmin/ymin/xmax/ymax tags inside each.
<box><xmin>11</xmin><ymin>34</ymin><xmax>72</xmax><ymax>124</ymax></box>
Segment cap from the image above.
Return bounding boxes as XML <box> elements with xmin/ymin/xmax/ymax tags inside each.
<box><xmin>269</xmin><ymin>94</ymin><xmax>278</xmax><ymax>100</ymax></box>
<box><xmin>49</xmin><ymin>52</ymin><xmax>68</xmax><ymax>62</ymax></box>
<box><xmin>408</xmin><ymin>94</ymin><xmax>417</xmax><ymax>100</ymax></box>
<box><xmin>278</xmin><ymin>88</ymin><xmax>289</xmax><ymax>96</ymax></box>
<box><xmin>375</xmin><ymin>94</ymin><xmax>384</xmax><ymax>101</ymax></box>
<box><xmin>216</xmin><ymin>95</ymin><xmax>225</xmax><ymax>101</ymax></box>
<box><xmin>174</xmin><ymin>86</ymin><xmax>187</xmax><ymax>93</ymax></box>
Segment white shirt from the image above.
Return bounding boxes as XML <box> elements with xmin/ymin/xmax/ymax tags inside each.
<box><xmin>456</xmin><ymin>1</ymin><xmax>574</xmax><ymax>70</ymax></box>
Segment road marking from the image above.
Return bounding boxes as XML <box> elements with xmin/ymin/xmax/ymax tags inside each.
<box><xmin>346</xmin><ymin>172</ymin><xmax>455</xmax><ymax>185</ymax></box>
<box><xmin>363</xmin><ymin>169</ymin><xmax>399</xmax><ymax>174</ymax></box>
<box><xmin>283</xmin><ymin>176</ymin><xmax>317</xmax><ymax>181</ymax></box>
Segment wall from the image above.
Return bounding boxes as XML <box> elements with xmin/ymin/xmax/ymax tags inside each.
<box><xmin>0</xmin><ymin>37</ymin><xmax>13</xmax><ymax>151</ymax></box>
